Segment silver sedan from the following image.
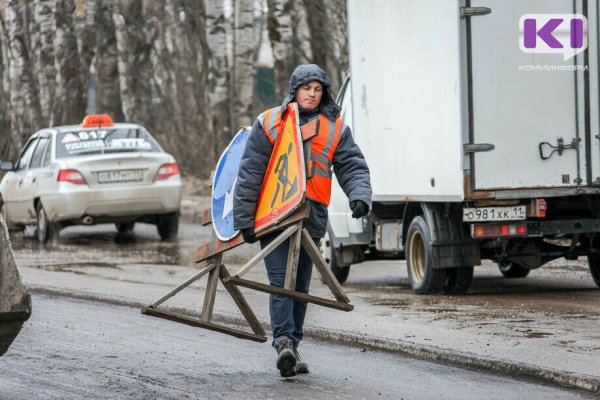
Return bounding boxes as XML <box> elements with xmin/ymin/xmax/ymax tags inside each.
<box><xmin>0</xmin><ymin>115</ymin><xmax>182</xmax><ymax>243</ymax></box>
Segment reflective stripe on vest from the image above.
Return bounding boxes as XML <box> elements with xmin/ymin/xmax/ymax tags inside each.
<box><xmin>306</xmin><ymin>114</ymin><xmax>343</xmax><ymax>206</ymax></box>
<box><xmin>260</xmin><ymin>106</ymin><xmax>343</xmax><ymax>206</ymax></box>
<box><xmin>260</xmin><ymin>106</ymin><xmax>283</xmax><ymax>145</ymax></box>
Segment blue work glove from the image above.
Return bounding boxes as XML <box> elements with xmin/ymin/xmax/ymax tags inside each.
<box><xmin>349</xmin><ymin>200</ymin><xmax>369</xmax><ymax>219</ymax></box>
<box><xmin>240</xmin><ymin>227</ymin><xmax>258</xmax><ymax>243</ymax></box>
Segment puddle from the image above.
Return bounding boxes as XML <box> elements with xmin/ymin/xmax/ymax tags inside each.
<box><xmin>524</xmin><ymin>332</ymin><xmax>554</xmax><ymax>339</ymax></box>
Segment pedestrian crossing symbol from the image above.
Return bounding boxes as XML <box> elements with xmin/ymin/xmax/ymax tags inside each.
<box><xmin>254</xmin><ymin>103</ymin><xmax>306</xmax><ymax>233</ymax></box>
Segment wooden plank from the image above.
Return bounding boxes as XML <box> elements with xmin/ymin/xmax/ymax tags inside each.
<box><xmin>219</xmin><ymin>266</ymin><xmax>266</xmax><ymax>337</ymax></box>
<box><xmin>200</xmin><ymin>209</ymin><xmax>212</xmax><ymax>226</ymax></box>
<box><xmin>234</xmin><ymin>224</ymin><xmax>298</xmax><ymax>278</ymax></box>
<box><xmin>142</xmin><ymin>306</ymin><xmax>267</xmax><ymax>343</ymax></box>
<box><xmin>148</xmin><ymin>262</ymin><xmax>216</xmax><ymax>308</ymax></box>
<box><xmin>194</xmin><ymin>203</ymin><xmax>309</xmax><ymax>263</ymax></box>
<box><xmin>201</xmin><ymin>254</ymin><xmax>222</xmax><ymax>322</ymax></box>
<box><xmin>301</xmin><ymin>228</ymin><xmax>350</xmax><ymax>303</ymax></box>
<box><xmin>284</xmin><ymin>223</ymin><xmax>303</xmax><ymax>290</ymax></box>
<box><xmin>195</xmin><ymin>234</ymin><xmax>244</xmax><ymax>264</ymax></box>
<box><xmin>223</xmin><ymin>276</ymin><xmax>354</xmax><ymax>312</ymax></box>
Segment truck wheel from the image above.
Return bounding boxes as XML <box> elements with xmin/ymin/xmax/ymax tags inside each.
<box><xmin>36</xmin><ymin>202</ymin><xmax>59</xmax><ymax>243</ymax></box>
<box><xmin>157</xmin><ymin>212</ymin><xmax>179</xmax><ymax>240</ymax></box>
<box><xmin>498</xmin><ymin>261</ymin><xmax>530</xmax><ymax>278</ymax></box>
<box><xmin>444</xmin><ymin>267</ymin><xmax>473</xmax><ymax>295</ymax></box>
<box><xmin>586</xmin><ymin>238</ymin><xmax>600</xmax><ymax>287</ymax></box>
<box><xmin>406</xmin><ymin>216</ymin><xmax>446</xmax><ymax>294</ymax></box>
<box><xmin>319</xmin><ymin>228</ymin><xmax>350</xmax><ymax>284</ymax></box>
<box><xmin>116</xmin><ymin>222</ymin><xmax>135</xmax><ymax>234</ymax></box>
<box><xmin>588</xmin><ymin>257</ymin><xmax>600</xmax><ymax>287</ymax></box>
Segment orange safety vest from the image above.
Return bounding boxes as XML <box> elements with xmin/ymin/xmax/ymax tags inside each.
<box><xmin>259</xmin><ymin>105</ymin><xmax>343</xmax><ymax>206</ymax></box>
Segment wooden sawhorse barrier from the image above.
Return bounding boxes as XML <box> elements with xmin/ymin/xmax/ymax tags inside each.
<box><xmin>142</xmin><ymin>204</ymin><xmax>353</xmax><ymax>343</ymax></box>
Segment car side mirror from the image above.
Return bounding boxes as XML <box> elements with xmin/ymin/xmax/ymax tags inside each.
<box><xmin>0</xmin><ymin>161</ymin><xmax>14</xmax><ymax>171</ymax></box>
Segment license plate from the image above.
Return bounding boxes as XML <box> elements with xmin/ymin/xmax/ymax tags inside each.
<box><xmin>463</xmin><ymin>206</ymin><xmax>526</xmax><ymax>222</ymax></box>
<box><xmin>97</xmin><ymin>169</ymin><xmax>143</xmax><ymax>183</ymax></box>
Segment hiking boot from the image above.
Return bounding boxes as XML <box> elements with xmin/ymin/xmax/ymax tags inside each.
<box><xmin>274</xmin><ymin>337</ymin><xmax>297</xmax><ymax>377</ymax></box>
<box><xmin>294</xmin><ymin>348</ymin><xmax>309</xmax><ymax>374</ymax></box>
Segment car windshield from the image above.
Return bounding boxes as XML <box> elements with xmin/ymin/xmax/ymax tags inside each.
<box><xmin>55</xmin><ymin>127</ymin><xmax>162</xmax><ymax>158</ymax></box>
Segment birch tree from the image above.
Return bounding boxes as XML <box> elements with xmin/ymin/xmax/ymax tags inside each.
<box><xmin>266</xmin><ymin>0</ymin><xmax>311</xmax><ymax>99</ymax></box>
<box><xmin>94</xmin><ymin>0</ymin><xmax>123</xmax><ymax>120</ymax></box>
<box><xmin>266</xmin><ymin>0</ymin><xmax>293</xmax><ymax>100</ymax></box>
<box><xmin>0</xmin><ymin>11</ymin><xmax>11</xmax><ymax>159</ymax></box>
<box><xmin>305</xmin><ymin>0</ymin><xmax>348</xmax><ymax>92</ymax></box>
<box><xmin>33</xmin><ymin>0</ymin><xmax>56</xmax><ymax>124</ymax></box>
<box><xmin>205</xmin><ymin>0</ymin><xmax>231</xmax><ymax>156</ymax></box>
<box><xmin>2</xmin><ymin>0</ymin><xmax>42</xmax><ymax>148</ymax></box>
<box><xmin>77</xmin><ymin>0</ymin><xmax>96</xmax><ymax>114</ymax></box>
<box><xmin>54</xmin><ymin>0</ymin><xmax>84</xmax><ymax>124</ymax></box>
<box><xmin>290</xmin><ymin>1</ymin><xmax>312</xmax><ymax>66</ymax></box>
<box><xmin>231</xmin><ymin>0</ymin><xmax>255</xmax><ymax>129</ymax></box>
<box><xmin>113</xmin><ymin>0</ymin><xmax>152</xmax><ymax>125</ymax></box>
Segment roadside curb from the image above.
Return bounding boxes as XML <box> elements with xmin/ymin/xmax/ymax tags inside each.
<box><xmin>29</xmin><ymin>286</ymin><xmax>600</xmax><ymax>394</ymax></box>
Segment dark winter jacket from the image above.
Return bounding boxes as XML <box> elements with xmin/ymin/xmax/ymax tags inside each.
<box><xmin>233</xmin><ymin>64</ymin><xmax>372</xmax><ymax>238</ymax></box>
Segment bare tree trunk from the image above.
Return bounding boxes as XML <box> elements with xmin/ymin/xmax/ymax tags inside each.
<box><xmin>54</xmin><ymin>0</ymin><xmax>84</xmax><ymax>125</ymax></box>
<box><xmin>183</xmin><ymin>0</ymin><xmax>211</xmax><ymax>168</ymax></box>
<box><xmin>113</xmin><ymin>0</ymin><xmax>152</xmax><ymax>125</ymax></box>
<box><xmin>231</xmin><ymin>0</ymin><xmax>255</xmax><ymax>130</ymax></box>
<box><xmin>266</xmin><ymin>0</ymin><xmax>311</xmax><ymax>99</ymax></box>
<box><xmin>0</xmin><ymin>10</ymin><xmax>12</xmax><ymax>160</ymax></box>
<box><xmin>33</xmin><ymin>0</ymin><xmax>56</xmax><ymax>124</ymax></box>
<box><xmin>3</xmin><ymin>0</ymin><xmax>42</xmax><ymax>149</ymax></box>
<box><xmin>291</xmin><ymin>0</ymin><xmax>312</xmax><ymax>66</ymax></box>
<box><xmin>94</xmin><ymin>0</ymin><xmax>123</xmax><ymax>120</ymax></box>
<box><xmin>304</xmin><ymin>0</ymin><xmax>333</xmax><ymax>79</ymax></box>
<box><xmin>78</xmin><ymin>0</ymin><xmax>96</xmax><ymax>114</ymax></box>
<box><xmin>205</xmin><ymin>0</ymin><xmax>231</xmax><ymax>157</ymax></box>
<box><xmin>304</xmin><ymin>0</ymin><xmax>348</xmax><ymax>94</ymax></box>
<box><xmin>146</xmin><ymin>0</ymin><xmax>211</xmax><ymax>176</ymax></box>
<box><xmin>266</xmin><ymin>0</ymin><xmax>294</xmax><ymax>100</ymax></box>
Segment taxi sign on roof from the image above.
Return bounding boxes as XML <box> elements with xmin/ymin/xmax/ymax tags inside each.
<box><xmin>211</xmin><ymin>128</ymin><xmax>251</xmax><ymax>241</ymax></box>
<box><xmin>254</xmin><ymin>103</ymin><xmax>306</xmax><ymax>233</ymax></box>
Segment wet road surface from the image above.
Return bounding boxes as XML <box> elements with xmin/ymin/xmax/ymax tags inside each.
<box><xmin>8</xmin><ymin>221</ymin><xmax>600</xmax><ymax>391</ymax></box>
<box><xmin>0</xmin><ymin>294</ymin><xmax>594</xmax><ymax>400</ymax></box>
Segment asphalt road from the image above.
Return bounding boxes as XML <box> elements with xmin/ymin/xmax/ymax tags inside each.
<box><xmin>0</xmin><ymin>293</ymin><xmax>594</xmax><ymax>400</ymax></box>
<box><xmin>6</xmin><ymin>220</ymin><xmax>600</xmax><ymax>395</ymax></box>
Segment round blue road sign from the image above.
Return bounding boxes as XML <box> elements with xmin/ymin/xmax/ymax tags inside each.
<box><xmin>211</xmin><ymin>128</ymin><xmax>251</xmax><ymax>241</ymax></box>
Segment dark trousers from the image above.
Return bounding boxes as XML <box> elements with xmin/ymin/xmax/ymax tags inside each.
<box><xmin>260</xmin><ymin>232</ymin><xmax>318</xmax><ymax>347</ymax></box>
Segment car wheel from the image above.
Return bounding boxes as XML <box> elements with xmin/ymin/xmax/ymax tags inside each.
<box><xmin>406</xmin><ymin>216</ymin><xmax>446</xmax><ymax>294</ymax></box>
<box><xmin>498</xmin><ymin>260</ymin><xmax>530</xmax><ymax>278</ymax></box>
<box><xmin>444</xmin><ymin>267</ymin><xmax>474</xmax><ymax>295</ymax></box>
<box><xmin>157</xmin><ymin>212</ymin><xmax>179</xmax><ymax>240</ymax></box>
<box><xmin>36</xmin><ymin>202</ymin><xmax>58</xmax><ymax>243</ymax></box>
<box><xmin>116</xmin><ymin>222</ymin><xmax>135</xmax><ymax>234</ymax></box>
<box><xmin>319</xmin><ymin>227</ymin><xmax>350</xmax><ymax>285</ymax></box>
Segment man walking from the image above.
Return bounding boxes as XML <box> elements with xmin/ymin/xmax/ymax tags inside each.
<box><xmin>234</xmin><ymin>64</ymin><xmax>371</xmax><ymax>377</ymax></box>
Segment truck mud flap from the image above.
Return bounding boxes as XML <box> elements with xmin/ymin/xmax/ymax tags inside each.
<box><xmin>431</xmin><ymin>241</ymin><xmax>481</xmax><ymax>269</ymax></box>
<box><xmin>421</xmin><ymin>203</ymin><xmax>482</xmax><ymax>269</ymax></box>
<box><xmin>0</xmin><ymin>220</ymin><xmax>32</xmax><ymax>356</ymax></box>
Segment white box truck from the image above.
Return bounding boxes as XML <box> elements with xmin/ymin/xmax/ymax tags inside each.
<box><xmin>323</xmin><ymin>0</ymin><xmax>600</xmax><ymax>294</ymax></box>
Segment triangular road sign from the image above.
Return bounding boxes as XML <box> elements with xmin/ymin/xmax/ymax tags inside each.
<box><xmin>254</xmin><ymin>103</ymin><xmax>306</xmax><ymax>234</ymax></box>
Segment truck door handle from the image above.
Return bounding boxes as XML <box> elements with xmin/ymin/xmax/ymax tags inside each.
<box><xmin>461</xmin><ymin>7</ymin><xmax>491</xmax><ymax>17</ymax></box>
<box><xmin>464</xmin><ymin>143</ymin><xmax>495</xmax><ymax>153</ymax></box>
<box><xmin>18</xmin><ymin>179</ymin><xmax>23</xmax><ymax>186</ymax></box>
<box><xmin>32</xmin><ymin>177</ymin><xmax>36</xmax><ymax>183</ymax></box>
